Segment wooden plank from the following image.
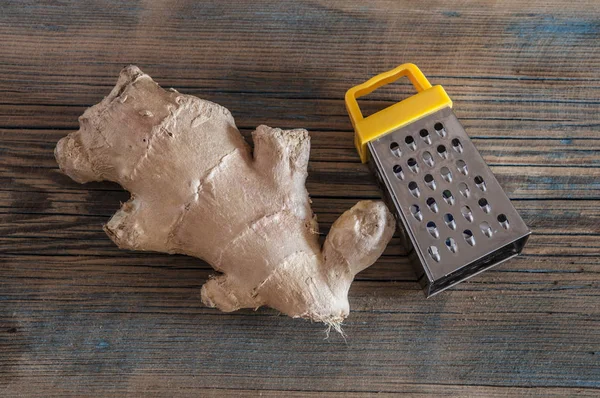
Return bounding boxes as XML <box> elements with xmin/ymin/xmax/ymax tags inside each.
<box><xmin>2</xmin><ymin>162</ymin><xmax>600</xmax><ymax>200</ymax></box>
<box><xmin>1</xmin><ymin>275</ymin><xmax>599</xmax><ymax>393</ymax></box>
<box><xmin>0</xmin><ymin>97</ymin><xmax>598</xmax><ymax>140</ymax></box>
<box><xmin>1</xmin><ymin>1</ymin><xmax>599</xmax><ymax>79</ymax></box>
<box><xmin>2</xmin><ymin>244</ymin><xmax>599</xmax><ymax>284</ymax></box>
<box><xmin>2</xmin><ymin>72</ymin><xmax>600</xmax><ymax>106</ymax></box>
<box><xmin>0</xmin><ymin>1</ymin><xmax>598</xmax><ymax>141</ymax></box>
<box><xmin>139</xmin><ymin>389</ymin><xmax>600</xmax><ymax>398</ymax></box>
<box><xmin>2</xmin><ymin>186</ymin><xmax>600</xmax><ymax>234</ymax></box>
<box><xmin>3</xmin><ymin>129</ymin><xmax>600</xmax><ymax>166</ymax></box>
<box><xmin>3</xmin><ymin>386</ymin><xmax>599</xmax><ymax>398</ymax></box>
<box><xmin>1</xmin><ymin>205</ymin><xmax>599</xmax><ymax>282</ymax></box>
<box><xmin>2</xmin><ymin>196</ymin><xmax>600</xmax><ymax>243</ymax></box>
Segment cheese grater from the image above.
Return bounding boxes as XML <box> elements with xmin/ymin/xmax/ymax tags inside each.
<box><xmin>345</xmin><ymin>64</ymin><xmax>531</xmax><ymax>297</ymax></box>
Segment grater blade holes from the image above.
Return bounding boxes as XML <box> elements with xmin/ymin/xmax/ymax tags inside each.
<box><xmin>480</xmin><ymin>221</ymin><xmax>493</xmax><ymax>238</ymax></box>
<box><xmin>461</xmin><ymin>205</ymin><xmax>473</xmax><ymax>222</ymax></box>
<box><xmin>478</xmin><ymin>198</ymin><xmax>491</xmax><ymax>213</ymax></box>
<box><xmin>410</xmin><ymin>204</ymin><xmax>423</xmax><ymax>221</ymax></box>
<box><xmin>463</xmin><ymin>229</ymin><xmax>476</xmax><ymax>246</ymax></box>
<box><xmin>456</xmin><ymin>159</ymin><xmax>468</xmax><ymax>175</ymax></box>
<box><xmin>420</xmin><ymin>129</ymin><xmax>431</xmax><ymax>144</ymax></box>
<box><xmin>393</xmin><ymin>164</ymin><xmax>404</xmax><ymax>180</ymax></box>
<box><xmin>428</xmin><ymin>246</ymin><xmax>441</xmax><ymax>262</ymax></box>
<box><xmin>445</xmin><ymin>237</ymin><xmax>458</xmax><ymax>253</ymax></box>
<box><xmin>440</xmin><ymin>166</ymin><xmax>452</xmax><ymax>182</ymax></box>
<box><xmin>408</xmin><ymin>181</ymin><xmax>420</xmax><ymax>197</ymax></box>
<box><xmin>498</xmin><ymin>214</ymin><xmax>509</xmax><ymax>229</ymax></box>
<box><xmin>422</xmin><ymin>151</ymin><xmax>435</xmax><ymax>167</ymax></box>
<box><xmin>405</xmin><ymin>135</ymin><xmax>416</xmax><ymax>151</ymax></box>
<box><xmin>442</xmin><ymin>189</ymin><xmax>455</xmax><ymax>205</ymax></box>
<box><xmin>390</xmin><ymin>142</ymin><xmax>402</xmax><ymax>157</ymax></box>
<box><xmin>407</xmin><ymin>157</ymin><xmax>419</xmax><ymax>173</ymax></box>
<box><xmin>426</xmin><ymin>197</ymin><xmax>439</xmax><ymax>213</ymax></box>
<box><xmin>443</xmin><ymin>213</ymin><xmax>457</xmax><ymax>230</ymax></box>
<box><xmin>458</xmin><ymin>182</ymin><xmax>470</xmax><ymax>198</ymax></box>
<box><xmin>427</xmin><ymin>221</ymin><xmax>439</xmax><ymax>238</ymax></box>
<box><xmin>424</xmin><ymin>173</ymin><xmax>436</xmax><ymax>190</ymax></box>
<box><xmin>451</xmin><ymin>138</ymin><xmax>463</xmax><ymax>153</ymax></box>
<box><xmin>437</xmin><ymin>144</ymin><xmax>448</xmax><ymax>159</ymax></box>
<box><xmin>474</xmin><ymin>175</ymin><xmax>486</xmax><ymax>191</ymax></box>
<box><xmin>365</xmin><ymin>108</ymin><xmax>530</xmax><ymax>296</ymax></box>
<box><xmin>434</xmin><ymin>122</ymin><xmax>446</xmax><ymax>137</ymax></box>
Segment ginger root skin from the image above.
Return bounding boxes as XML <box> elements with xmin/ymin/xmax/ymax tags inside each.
<box><xmin>55</xmin><ymin>66</ymin><xmax>395</xmax><ymax>325</ymax></box>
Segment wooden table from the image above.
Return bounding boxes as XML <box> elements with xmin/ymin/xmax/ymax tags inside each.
<box><xmin>1</xmin><ymin>1</ymin><xmax>599</xmax><ymax>396</ymax></box>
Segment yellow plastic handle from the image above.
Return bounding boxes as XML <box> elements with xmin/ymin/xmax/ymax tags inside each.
<box><xmin>345</xmin><ymin>63</ymin><xmax>432</xmax><ymax>128</ymax></box>
<box><xmin>345</xmin><ymin>63</ymin><xmax>452</xmax><ymax>162</ymax></box>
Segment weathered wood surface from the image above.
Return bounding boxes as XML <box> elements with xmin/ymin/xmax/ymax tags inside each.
<box><xmin>1</xmin><ymin>0</ymin><xmax>599</xmax><ymax>396</ymax></box>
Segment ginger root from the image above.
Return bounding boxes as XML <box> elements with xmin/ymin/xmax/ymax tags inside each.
<box><xmin>55</xmin><ymin>66</ymin><xmax>395</xmax><ymax>325</ymax></box>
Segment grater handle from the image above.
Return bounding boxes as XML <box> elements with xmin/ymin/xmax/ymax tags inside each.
<box><xmin>346</xmin><ymin>63</ymin><xmax>452</xmax><ymax>163</ymax></box>
<box><xmin>345</xmin><ymin>63</ymin><xmax>433</xmax><ymax>126</ymax></box>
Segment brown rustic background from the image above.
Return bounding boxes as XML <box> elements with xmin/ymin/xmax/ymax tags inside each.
<box><xmin>1</xmin><ymin>1</ymin><xmax>599</xmax><ymax>396</ymax></box>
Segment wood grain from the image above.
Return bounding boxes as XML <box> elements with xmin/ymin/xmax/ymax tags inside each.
<box><xmin>1</xmin><ymin>0</ymin><xmax>599</xmax><ymax>396</ymax></box>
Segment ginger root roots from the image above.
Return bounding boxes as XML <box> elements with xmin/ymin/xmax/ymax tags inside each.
<box><xmin>55</xmin><ymin>66</ymin><xmax>395</xmax><ymax>325</ymax></box>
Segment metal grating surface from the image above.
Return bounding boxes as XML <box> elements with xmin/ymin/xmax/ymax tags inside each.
<box><xmin>368</xmin><ymin>106</ymin><xmax>530</xmax><ymax>296</ymax></box>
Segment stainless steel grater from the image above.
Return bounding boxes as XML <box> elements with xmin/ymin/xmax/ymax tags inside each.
<box><xmin>345</xmin><ymin>64</ymin><xmax>531</xmax><ymax>297</ymax></box>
